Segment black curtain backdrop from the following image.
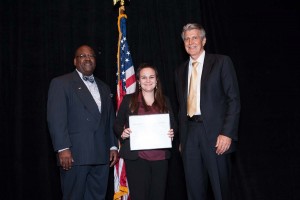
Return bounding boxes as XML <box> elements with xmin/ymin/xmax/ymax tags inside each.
<box><xmin>1</xmin><ymin>0</ymin><xmax>299</xmax><ymax>199</ymax></box>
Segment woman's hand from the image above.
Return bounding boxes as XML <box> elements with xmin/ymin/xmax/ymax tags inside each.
<box><xmin>121</xmin><ymin>128</ymin><xmax>131</xmax><ymax>140</ymax></box>
<box><xmin>168</xmin><ymin>129</ymin><xmax>174</xmax><ymax>141</ymax></box>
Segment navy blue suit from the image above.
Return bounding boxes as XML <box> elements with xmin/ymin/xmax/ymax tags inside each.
<box><xmin>47</xmin><ymin>71</ymin><xmax>117</xmax><ymax>199</ymax></box>
<box><xmin>175</xmin><ymin>54</ymin><xmax>240</xmax><ymax>200</ymax></box>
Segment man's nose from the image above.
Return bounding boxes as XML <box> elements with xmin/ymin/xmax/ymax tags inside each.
<box><xmin>84</xmin><ymin>56</ymin><xmax>92</xmax><ymax>60</ymax></box>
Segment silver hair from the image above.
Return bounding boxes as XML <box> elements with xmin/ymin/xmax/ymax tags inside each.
<box><xmin>181</xmin><ymin>23</ymin><xmax>206</xmax><ymax>40</ymax></box>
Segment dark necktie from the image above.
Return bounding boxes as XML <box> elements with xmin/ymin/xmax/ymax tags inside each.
<box><xmin>83</xmin><ymin>75</ymin><xmax>95</xmax><ymax>83</ymax></box>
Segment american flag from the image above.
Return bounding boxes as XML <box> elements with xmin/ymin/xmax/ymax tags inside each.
<box><xmin>114</xmin><ymin>13</ymin><xmax>135</xmax><ymax>200</ymax></box>
<box><xmin>116</xmin><ymin>14</ymin><xmax>136</xmax><ymax>110</ymax></box>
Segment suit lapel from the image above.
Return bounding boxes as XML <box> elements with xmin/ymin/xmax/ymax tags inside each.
<box><xmin>71</xmin><ymin>71</ymin><xmax>101</xmax><ymax>120</ymax></box>
<box><xmin>182</xmin><ymin>60</ymin><xmax>189</xmax><ymax>104</ymax></box>
<box><xmin>201</xmin><ymin>54</ymin><xmax>213</xmax><ymax>87</ymax></box>
<box><xmin>95</xmin><ymin>78</ymin><xmax>105</xmax><ymax>118</ymax></box>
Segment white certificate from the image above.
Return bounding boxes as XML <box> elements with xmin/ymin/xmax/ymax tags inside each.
<box><xmin>129</xmin><ymin>114</ymin><xmax>171</xmax><ymax>150</ymax></box>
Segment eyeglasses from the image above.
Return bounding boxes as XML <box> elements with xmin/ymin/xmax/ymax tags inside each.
<box><xmin>76</xmin><ymin>54</ymin><xmax>96</xmax><ymax>59</ymax></box>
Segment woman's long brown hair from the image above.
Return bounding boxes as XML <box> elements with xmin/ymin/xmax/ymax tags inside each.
<box><xmin>129</xmin><ymin>63</ymin><xmax>168</xmax><ymax>113</ymax></box>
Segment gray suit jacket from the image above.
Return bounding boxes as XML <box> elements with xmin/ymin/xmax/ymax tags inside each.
<box><xmin>47</xmin><ymin>71</ymin><xmax>117</xmax><ymax>165</ymax></box>
<box><xmin>175</xmin><ymin>54</ymin><xmax>241</xmax><ymax>153</ymax></box>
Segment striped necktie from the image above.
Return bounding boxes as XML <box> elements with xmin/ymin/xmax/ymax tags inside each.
<box><xmin>187</xmin><ymin>61</ymin><xmax>198</xmax><ymax>117</ymax></box>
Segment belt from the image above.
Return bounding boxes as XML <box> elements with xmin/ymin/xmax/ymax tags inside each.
<box><xmin>187</xmin><ymin>115</ymin><xmax>203</xmax><ymax>123</ymax></box>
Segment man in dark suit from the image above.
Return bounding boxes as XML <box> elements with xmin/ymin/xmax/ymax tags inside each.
<box><xmin>175</xmin><ymin>23</ymin><xmax>240</xmax><ymax>200</ymax></box>
<box><xmin>47</xmin><ymin>45</ymin><xmax>118</xmax><ymax>200</ymax></box>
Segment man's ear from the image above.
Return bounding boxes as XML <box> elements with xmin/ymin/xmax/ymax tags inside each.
<box><xmin>202</xmin><ymin>37</ymin><xmax>207</xmax><ymax>47</ymax></box>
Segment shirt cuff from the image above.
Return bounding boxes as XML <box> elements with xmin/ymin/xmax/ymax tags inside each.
<box><xmin>110</xmin><ymin>146</ymin><xmax>118</xmax><ymax>150</ymax></box>
<box><xmin>58</xmin><ymin>148</ymin><xmax>69</xmax><ymax>152</ymax></box>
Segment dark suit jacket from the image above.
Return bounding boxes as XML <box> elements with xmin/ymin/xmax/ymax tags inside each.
<box><xmin>47</xmin><ymin>71</ymin><xmax>117</xmax><ymax>165</ymax></box>
<box><xmin>175</xmin><ymin>54</ymin><xmax>240</xmax><ymax>153</ymax></box>
<box><xmin>114</xmin><ymin>94</ymin><xmax>177</xmax><ymax>160</ymax></box>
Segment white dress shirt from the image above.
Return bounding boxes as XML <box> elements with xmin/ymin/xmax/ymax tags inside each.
<box><xmin>76</xmin><ymin>69</ymin><xmax>101</xmax><ymax>113</ymax></box>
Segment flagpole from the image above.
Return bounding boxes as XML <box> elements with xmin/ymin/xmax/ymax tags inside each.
<box><xmin>114</xmin><ymin>0</ymin><xmax>126</xmax><ymax>88</ymax></box>
<box><xmin>114</xmin><ymin>0</ymin><xmax>123</xmax><ymax>87</ymax></box>
<box><xmin>113</xmin><ymin>2</ymin><xmax>133</xmax><ymax>199</ymax></box>
<box><xmin>115</xmin><ymin>0</ymin><xmax>126</xmax><ymax>110</ymax></box>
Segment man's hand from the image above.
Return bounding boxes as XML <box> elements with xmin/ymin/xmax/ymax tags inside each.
<box><xmin>215</xmin><ymin>134</ymin><xmax>232</xmax><ymax>155</ymax></box>
<box><xmin>109</xmin><ymin>150</ymin><xmax>119</xmax><ymax>167</ymax></box>
<box><xmin>58</xmin><ymin>149</ymin><xmax>73</xmax><ymax>170</ymax></box>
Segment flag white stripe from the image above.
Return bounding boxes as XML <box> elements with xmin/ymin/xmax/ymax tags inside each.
<box><xmin>126</xmin><ymin>83</ymin><xmax>136</xmax><ymax>94</ymax></box>
<box><xmin>125</xmin><ymin>66</ymin><xmax>135</xmax><ymax>78</ymax></box>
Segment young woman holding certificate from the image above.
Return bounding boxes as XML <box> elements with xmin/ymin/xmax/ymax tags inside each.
<box><xmin>114</xmin><ymin>63</ymin><xmax>177</xmax><ymax>200</ymax></box>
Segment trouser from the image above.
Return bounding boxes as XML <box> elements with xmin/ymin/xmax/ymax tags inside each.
<box><xmin>60</xmin><ymin>164</ymin><xmax>109</xmax><ymax>200</ymax></box>
<box><xmin>182</xmin><ymin>121</ymin><xmax>232</xmax><ymax>200</ymax></box>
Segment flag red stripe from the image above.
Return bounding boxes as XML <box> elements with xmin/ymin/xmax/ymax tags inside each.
<box><xmin>126</xmin><ymin>75</ymin><xmax>136</xmax><ymax>88</ymax></box>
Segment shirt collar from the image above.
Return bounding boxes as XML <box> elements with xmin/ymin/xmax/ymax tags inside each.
<box><xmin>189</xmin><ymin>50</ymin><xmax>205</xmax><ymax>64</ymax></box>
<box><xmin>76</xmin><ymin>69</ymin><xmax>94</xmax><ymax>81</ymax></box>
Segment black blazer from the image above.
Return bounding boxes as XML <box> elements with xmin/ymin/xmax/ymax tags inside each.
<box><xmin>47</xmin><ymin>71</ymin><xmax>117</xmax><ymax>165</ymax></box>
<box><xmin>114</xmin><ymin>94</ymin><xmax>177</xmax><ymax>160</ymax></box>
<box><xmin>175</xmin><ymin>54</ymin><xmax>241</xmax><ymax>153</ymax></box>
